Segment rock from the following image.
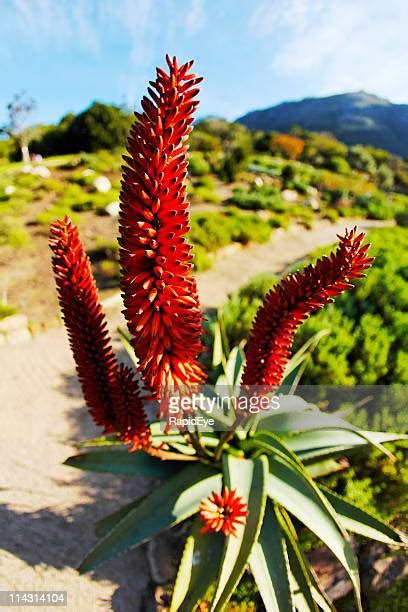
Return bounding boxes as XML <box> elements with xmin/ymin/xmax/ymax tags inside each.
<box><xmin>254</xmin><ymin>176</ymin><xmax>264</xmax><ymax>187</ymax></box>
<box><xmin>31</xmin><ymin>165</ymin><xmax>51</xmax><ymax>178</ymax></box>
<box><xmin>4</xmin><ymin>185</ymin><xmax>16</xmax><ymax>195</ymax></box>
<box><xmin>20</xmin><ymin>164</ymin><xmax>51</xmax><ymax>178</ymax></box>
<box><xmin>82</xmin><ymin>169</ymin><xmax>95</xmax><ymax>177</ymax></box>
<box><xmin>147</xmin><ymin>525</ymin><xmax>188</xmax><ymax>584</ymax></box>
<box><xmin>307</xmin><ymin>186</ymin><xmax>319</xmax><ymax>197</ymax></box>
<box><xmin>281</xmin><ymin>189</ymin><xmax>298</xmax><ymax>202</ymax></box>
<box><xmin>93</xmin><ymin>176</ymin><xmax>111</xmax><ymax>193</ymax></box>
<box><xmin>304</xmin><ymin>196</ymin><xmax>320</xmax><ymax>210</ymax></box>
<box><xmin>0</xmin><ymin>314</ymin><xmax>30</xmax><ymax>345</ymax></box>
<box><xmin>105</xmin><ymin>201</ymin><xmax>120</xmax><ymax>217</ymax></box>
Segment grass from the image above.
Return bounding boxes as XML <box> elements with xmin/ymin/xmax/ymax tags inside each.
<box><xmin>0</xmin><ymin>304</ymin><xmax>17</xmax><ymax>320</ymax></box>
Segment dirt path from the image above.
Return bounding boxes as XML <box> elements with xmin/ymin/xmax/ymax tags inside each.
<box><xmin>196</xmin><ymin>218</ymin><xmax>392</xmax><ymax>307</ymax></box>
<box><xmin>0</xmin><ymin>218</ymin><xmax>392</xmax><ymax>611</ymax></box>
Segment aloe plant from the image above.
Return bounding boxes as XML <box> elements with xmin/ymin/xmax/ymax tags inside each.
<box><xmin>51</xmin><ymin>55</ymin><xmax>406</xmax><ymax>610</ymax></box>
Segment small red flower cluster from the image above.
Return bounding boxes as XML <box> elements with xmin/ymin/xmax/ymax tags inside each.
<box><xmin>199</xmin><ymin>487</ymin><xmax>248</xmax><ymax>537</ymax></box>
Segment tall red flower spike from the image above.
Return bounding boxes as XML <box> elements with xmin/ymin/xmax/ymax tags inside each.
<box><xmin>199</xmin><ymin>487</ymin><xmax>248</xmax><ymax>537</ymax></box>
<box><xmin>242</xmin><ymin>227</ymin><xmax>374</xmax><ymax>387</ymax></box>
<box><xmin>119</xmin><ymin>54</ymin><xmax>206</xmax><ymax>397</ymax></box>
<box><xmin>50</xmin><ymin>217</ymin><xmax>151</xmax><ymax>451</ymax></box>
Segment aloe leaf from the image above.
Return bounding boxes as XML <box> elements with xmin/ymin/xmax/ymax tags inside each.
<box><xmin>306</xmin><ymin>459</ymin><xmax>347</xmax><ymax>478</ymax></box>
<box><xmin>95</xmin><ymin>496</ymin><xmax>147</xmax><ymax>537</ymax></box>
<box><xmin>225</xmin><ymin>345</ymin><xmax>246</xmax><ymax>388</ymax></box>
<box><xmin>278</xmin><ymin>509</ymin><xmax>335</xmax><ymax>612</ymax></box>
<box><xmin>259</xmin><ymin>410</ymin><xmax>359</xmax><ymax>433</ymax></box>
<box><xmin>79</xmin><ymin>463</ymin><xmax>221</xmax><ymax>573</ymax></box>
<box><xmin>172</xmin><ymin>517</ymin><xmax>224</xmax><ymax>612</ymax></box>
<box><xmin>170</xmin><ymin>525</ymin><xmax>195</xmax><ymax>612</ymax></box>
<box><xmin>64</xmin><ymin>449</ymin><xmax>177</xmax><ymax>475</ymax></box>
<box><xmin>249</xmin><ymin>501</ymin><xmax>293</xmax><ymax>612</ymax></box>
<box><xmin>212</xmin><ymin>319</ymin><xmax>224</xmax><ymax>368</ymax></box>
<box><xmin>211</xmin><ymin>454</ymin><xmax>268</xmax><ymax>611</ymax></box>
<box><xmin>64</xmin><ymin>449</ymin><xmax>178</xmax><ymax>477</ymax></box>
<box><xmin>75</xmin><ymin>435</ymin><xmax>122</xmax><ymax>447</ymax></box>
<box><xmin>286</xmin><ymin>429</ymin><xmax>407</xmax><ymax>461</ymax></box>
<box><xmin>266</xmin><ymin>456</ymin><xmax>361</xmax><ymax>610</ymax></box>
<box><xmin>283</xmin><ymin>329</ymin><xmax>330</xmax><ymax>380</ymax></box>
<box><xmin>320</xmin><ymin>486</ymin><xmax>405</xmax><ymax>545</ymax></box>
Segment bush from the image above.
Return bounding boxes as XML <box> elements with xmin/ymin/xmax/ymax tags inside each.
<box><xmin>348</xmin><ymin>145</ymin><xmax>377</xmax><ymax>176</ymax></box>
<box><xmin>193</xmin><ymin>244</ymin><xmax>214</xmax><ymax>271</ymax></box>
<box><xmin>32</xmin><ymin>103</ymin><xmax>132</xmax><ymax>155</ymax></box>
<box><xmin>220</xmin><ymin>273</ymin><xmax>277</xmax><ymax>347</ymax></box>
<box><xmin>230</xmin><ymin>185</ymin><xmax>284</xmax><ymax>211</ymax></box>
<box><xmin>0</xmin><ymin>304</ymin><xmax>17</xmax><ymax>319</ymax></box>
<box><xmin>270</xmin><ymin>133</ymin><xmax>305</xmax><ymax>160</ymax></box>
<box><xmin>295</xmin><ymin>227</ymin><xmax>408</xmax><ymax>384</ymax></box>
<box><xmin>329</xmin><ymin>155</ymin><xmax>351</xmax><ymax>175</ymax></box>
<box><xmin>353</xmin><ymin>194</ymin><xmax>399</xmax><ymax>220</ymax></box>
<box><xmin>188</xmin><ymin>152</ymin><xmax>210</xmax><ymax>176</ymax></box>
<box><xmin>396</xmin><ymin>211</ymin><xmax>408</xmax><ymax>226</ymax></box>
<box><xmin>0</xmin><ymin>217</ymin><xmax>29</xmax><ymax>248</ymax></box>
<box><xmin>190</xmin><ymin>209</ymin><xmax>272</xmax><ymax>253</ymax></box>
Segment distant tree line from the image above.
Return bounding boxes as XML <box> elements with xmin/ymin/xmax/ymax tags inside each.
<box><xmin>1</xmin><ymin>99</ymin><xmax>408</xmax><ymax>194</ymax></box>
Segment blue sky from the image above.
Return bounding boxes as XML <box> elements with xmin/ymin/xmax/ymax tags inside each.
<box><xmin>1</xmin><ymin>0</ymin><xmax>407</xmax><ymax>126</ymax></box>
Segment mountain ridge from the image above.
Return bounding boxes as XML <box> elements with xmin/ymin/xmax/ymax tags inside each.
<box><xmin>236</xmin><ymin>91</ymin><xmax>408</xmax><ymax>157</ymax></box>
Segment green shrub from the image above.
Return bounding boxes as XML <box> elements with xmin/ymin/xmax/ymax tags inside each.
<box><xmin>329</xmin><ymin>155</ymin><xmax>351</xmax><ymax>175</ymax></box>
<box><xmin>295</xmin><ymin>227</ymin><xmax>408</xmax><ymax>385</ymax></box>
<box><xmin>396</xmin><ymin>210</ymin><xmax>408</xmax><ymax>226</ymax></box>
<box><xmin>188</xmin><ymin>151</ymin><xmax>210</xmax><ymax>176</ymax></box>
<box><xmin>0</xmin><ymin>217</ymin><xmax>30</xmax><ymax>248</ymax></box>
<box><xmin>0</xmin><ymin>304</ymin><xmax>17</xmax><ymax>319</ymax></box>
<box><xmin>193</xmin><ymin>245</ymin><xmax>214</xmax><ymax>271</ymax></box>
<box><xmin>321</xmin><ymin>208</ymin><xmax>339</xmax><ymax>223</ymax></box>
<box><xmin>230</xmin><ymin>185</ymin><xmax>284</xmax><ymax>211</ymax></box>
<box><xmin>191</xmin><ymin>209</ymin><xmax>272</xmax><ymax>253</ymax></box>
<box><xmin>36</xmin><ymin>205</ymin><xmax>79</xmax><ymax>227</ymax></box>
<box><xmin>192</xmin><ymin>185</ymin><xmax>221</xmax><ymax>204</ymax></box>
<box><xmin>221</xmin><ymin>273</ymin><xmax>277</xmax><ymax>347</ymax></box>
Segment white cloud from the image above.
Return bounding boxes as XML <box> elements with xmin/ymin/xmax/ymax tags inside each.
<box><xmin>249</xmin><ymin>0</ymin><xmax>408</xmax><ymax>102</ymax></box>
<box><xmin>185</xmin><ymin>0</ymin><xmax>206</xmax><ymax>34</ymax></box>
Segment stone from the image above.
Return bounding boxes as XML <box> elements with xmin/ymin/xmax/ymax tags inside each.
<box><xmin>281</xmin><ymin>189</ymin><xmax>298</xmax><ymax>202</ymax></box>
<box><xmin>147</xmin><ymin>525</ymin><xmax>188</xmax><ymax>584</ymax></box>
<box><xmin>254</xmin><ymin>176</ymin><xmax>264</xmax><ymax>187</ymax></box>
<box><xmin>105</xmin><ymin>201</ymin><xmax>120</xmax><ymax>217</ymax></box>
<box><xmin>304</xmin><ymin>196</ymin><xmax>320</xmax><ymax>210</ymax></box>
<box><xmin>4</xmin><ymin>185</ymin><xmax>16</xmax><ymax>195</ymax></box>
<box><xmin>0</xmin><ymin>314</ymin><xmax>30</xmax><ymax>345</ymax></box>
<box><xmin>31</xmin><ymin>165</ymin><xmax>51</xmax><ymax>178</ymax></box>
<box><xmin>93</xmin><ymin>175</ymin><xmax>111</xmax><ymax>193</ymax></box>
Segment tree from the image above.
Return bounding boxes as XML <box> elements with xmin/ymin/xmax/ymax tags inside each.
<box><xmin>270</xmin><ymin>133</ymin><xmax>304</xmax><ymax>160</ymax></box>
<box><xmin>65</xmin><ymin>102</ymin><xmax>132</xmax><ymax>152</ymax></box>
<box><xmin>1</xmin><ymin>92</ymin><xmax>36</xmax><ymax>162</ymax></box>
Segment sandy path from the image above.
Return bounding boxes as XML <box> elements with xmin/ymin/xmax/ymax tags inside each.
<box><xmin>0</xmin><ymin>218</ymin><xmax>391</xmax><ymax>611</ymax></box>
<box><xmin>196</xmin><ymin>218</ymin><xmax>392</xmax><ymax>308</ymax></box>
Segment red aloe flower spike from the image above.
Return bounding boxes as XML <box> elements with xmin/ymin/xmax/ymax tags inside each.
<box><xmin>114</xmin><ymin>364</ymin><xmax>152</xmax><ymax>452</ymax></box>
<box><xmin>50</xmin><ymin>217</ymin><xmax>151</xmax><ymax>450</ymax></box>
<box><xmin>119</xmin><ymin>54</ymin><xmax>206</xmax><ymax>397</ymax></box>
<box><xmin>199</xmin><ymin>487</ymin><xmax>248</xmax><ymax>537</ymax></box>
<box><xmin>242</xmin><ymin>227</ymin><xmax>374</xmax><ymax>387</ymax></box>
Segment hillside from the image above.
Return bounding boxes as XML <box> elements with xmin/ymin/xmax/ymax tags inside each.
<box><xmin>237</xmin><ymin>92</ymin><xmax>408</xmax><ymax>157</ymax></box>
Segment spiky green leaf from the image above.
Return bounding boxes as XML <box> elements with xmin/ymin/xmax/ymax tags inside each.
<box><xmin>79</xmin><ymin>463</ymin><xmax>221</xmax><ymax>573</ymax></box>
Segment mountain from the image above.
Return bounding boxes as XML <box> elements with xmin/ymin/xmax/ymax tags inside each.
<box><xmin>236</xmin><ymin>92</ymin><xmax>408</xmax><ymax>157</ymax></box>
